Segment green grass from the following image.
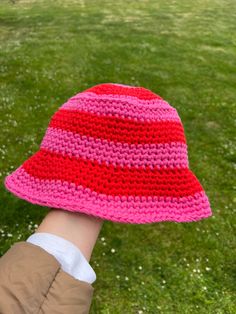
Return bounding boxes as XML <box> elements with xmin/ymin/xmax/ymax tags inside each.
<box><xmin>0</xmin><ymin>0</ymin><xmax>235</xmax><ymax>313</ymax></box>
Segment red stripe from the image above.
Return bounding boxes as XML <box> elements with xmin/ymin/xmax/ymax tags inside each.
<box><xmin>84</xmin><ymin>84</ymin><xmax>162</xmax><ymax>100</ymax></box>
<box><xmin>49</xmin><ymin>109</ymin><xmax>186</xmax><ymax>144</ymax></box>
<box><xmin>22</xmin><ymin>148</ymin><xmax>203</xmax><ymax>197</ymax></box>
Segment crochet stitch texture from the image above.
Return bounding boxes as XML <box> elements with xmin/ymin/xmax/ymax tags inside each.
<box><xmin>4</xmin><ymin>83</ymin><xmax>212</xmax><ymax>224</ymax></box>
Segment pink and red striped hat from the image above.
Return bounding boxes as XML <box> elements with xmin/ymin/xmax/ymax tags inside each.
<box><xmin>4</xmin><ymin>83</ymin><xmax>212</xmax><ymax>224</ymax></box>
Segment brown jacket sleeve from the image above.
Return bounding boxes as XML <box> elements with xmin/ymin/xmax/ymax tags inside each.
<box><xmin>0</xmin><ymin>241</ymin><xmax>94</xmax><ymax>314</ymax></box>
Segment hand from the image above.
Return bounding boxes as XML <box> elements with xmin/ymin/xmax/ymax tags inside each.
<box><xmin>35</xmin><ymin>209</ymin><xmax>104</xmax><ymax>262</ymax></box>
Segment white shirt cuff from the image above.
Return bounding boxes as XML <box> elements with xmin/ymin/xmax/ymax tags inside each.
<box><xmin>26</xmin><ymin>232</ymin><xmax>96</xmax><ymax>284</ymax></box>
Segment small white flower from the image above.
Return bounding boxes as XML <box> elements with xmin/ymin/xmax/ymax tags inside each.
<box><xmin>138</xmin><ymin>266</ymin><xmax>142</xmax><ymax>270</ymax></box>
<box><xmin>111</xmin><ymin>248</ymin><xmax>116</xmax><ymax>253</ymax></box>
<box><xmin>116</xmin><ymin>275</ymin><xmax>120</xmax><ymax>279</ymax></box>
<box><xmin>7</xmin><ymin>233</ymin><xmax>13</xmax><ymax>237</ymax></box>
<box><xmin>101</xmin><ymin>237</ymin><xmax>105</xmax><ymax>241</ymax></box>
<box><xmin>205</xmin><ymin>267</ymin><xmax>211</xmax><ymax>271</ymax></box>
<box><xmin>125</xmin><ymin>276</ymin><xmax>129</xmax><ymax>281</ymax></box>
<box><xmin>203</xmin><ymin>286</ymin><xmax>207</xmax><ymax>291</ymax></box>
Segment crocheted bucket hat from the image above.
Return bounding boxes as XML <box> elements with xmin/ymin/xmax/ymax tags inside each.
<box><xmin>4</xmin><ymin>83</ymin><xmax>212</xmax><ymax>224</ymax></box>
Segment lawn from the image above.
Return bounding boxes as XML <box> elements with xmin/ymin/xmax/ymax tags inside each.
<box><xmin>0</xmin><ymin>0</ymin><xmax>235</xmax><ymax>313</ymax></box>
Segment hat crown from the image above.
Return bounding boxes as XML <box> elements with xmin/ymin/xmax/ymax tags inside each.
<box><xmin>61</xmin><ymin>82</ymin><xmax>181</xmax><ymax>123</ymax></box>
<box><xmin>70</xmin><ymin>82</ymin><xmax>177</xmax><ymax>111</ymax></box>
<box><xmin>84</xmin><ymin>82</ymin><xmax>163</xmax><ymax>100</ymax></box>
<box><xmin>44</xmin><ymin>83</ymin><xmax>187</xmax><ymax>170</ymax></box>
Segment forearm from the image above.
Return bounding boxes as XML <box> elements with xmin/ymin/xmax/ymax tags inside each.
<box><xmin>35</xmin><ymin>209</ymin><xmax>104</xmax><ymax>262</ymax></box>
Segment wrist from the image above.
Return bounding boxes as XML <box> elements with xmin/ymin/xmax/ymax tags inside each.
<box><xmin>35</xmin><ymin>209</ymin><xmax>104</xmax><ymax>262</ymax></box>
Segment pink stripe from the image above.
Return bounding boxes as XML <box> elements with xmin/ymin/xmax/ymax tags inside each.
<box><xmin>61</xmin><ymin>92</ymin><xmax>180</xmax><ymax>122</ymax></box>
<box><xmin>4</xmin><ymin>167</ymin><xmax>212</xmax><ymax>224</ymax></box>
<box><xmin>40</xmin><ymin>127</ymin><xmax>189</xmax><ymax>168</ymax></box>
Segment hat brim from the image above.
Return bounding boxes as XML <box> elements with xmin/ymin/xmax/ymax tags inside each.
<box><xmin>4</xmin><ymin>150</ymin><xmax>212</xmax><ymax>224</ymax></box>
